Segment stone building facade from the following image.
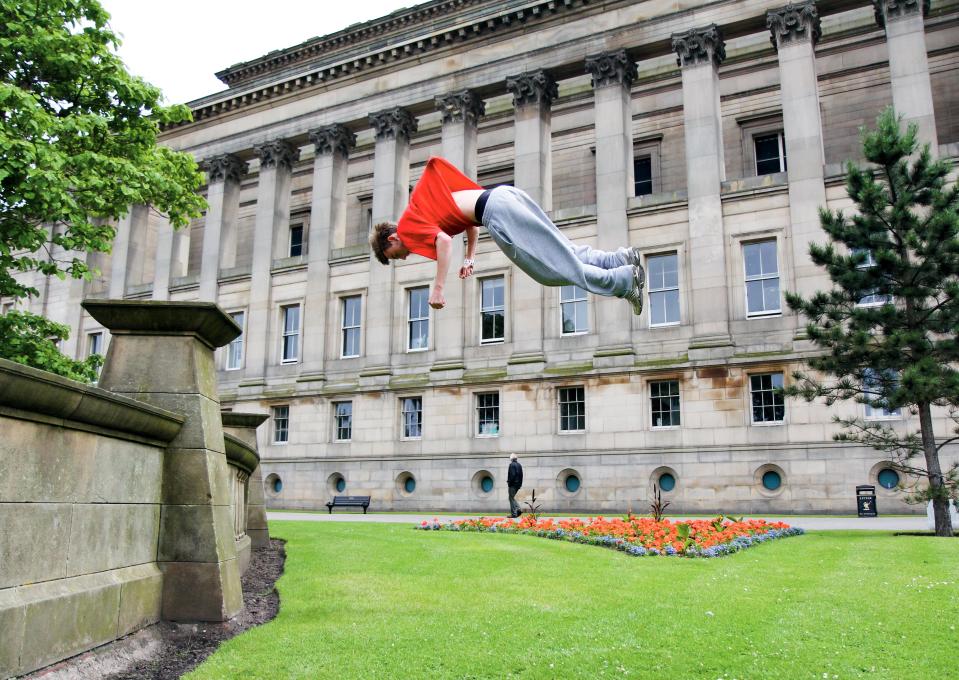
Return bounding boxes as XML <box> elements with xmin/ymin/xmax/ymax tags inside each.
<box><xmin>13</xmin><ymin>0</ymin><xmax>959</xmax><ymax>513</ymax></box>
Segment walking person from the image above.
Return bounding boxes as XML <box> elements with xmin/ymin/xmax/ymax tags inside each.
<box><xmin>507</xmin><ymin>453</ymin><xmax>523</xmax><ymax>518</ymax></box>
<box><xmin>369</xmin><ymin>156</ymin><xmax>645</xmax><ymax>315</ymax></box>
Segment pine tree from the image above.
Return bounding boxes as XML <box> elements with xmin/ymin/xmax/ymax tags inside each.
<box><xmin>786</xmin><ymin>108</ymin><xmax>959</xmax><ymax>537</ymax></box>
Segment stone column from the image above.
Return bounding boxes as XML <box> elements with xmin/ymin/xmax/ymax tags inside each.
<box><xmin>199</xmin><ymin>154</ymin><xmax>246</xmax><ymax>301</ymax></box>
<box><xmin>672</xmin><ymin>25</ymin><xmax>732</xmax><ymax>356</ymax></box>
<box><xmin>434</xmin><ymin>91</ymin><xmax>485</xmax><ymax>370</ymax></box>
<box><xmin>505</xmin><ymin>70</ymin><xmax>557</xmax><ymax>364</ymax></box>
<box><xmin>874</xmin><ymin>0</ymin><xmax>937</xmax><ymax>153</ymax></box>
<box><xmin>586</xmin><ymin>50</ymin><xmax>637</xmax><ymax>357</ymax></box>
<box><xmin>108</xmin><ymin>205</ymin><xmax>148</xmax><ymax>298</ymax></box>
<box><xmin>301</xmin><ymin>124</ymin><xmax>356</xmax><ymax>380</ymax></box>
<box><xmin>768</xmin><ymin>2</ymin><xmax>828</xmax><ymax>305</ymax></box>
<box><xmin>83</xmin><ymin>299</ymin><xmax>244</xmax><ymax>622</ymax></box>
<box><xmin>366</xmin><ymin>108</ymin><xmax>417</xmax><ymax>369</ymax></box>
<box><xmin>152</xmin><ymin>214</ymin><xmax>174</xmax><ymax>301</ymax></box>
<box><xmin>245</xmin><ymin>140</ymin><xmax>299</xmax><ymax>380</ymax></box>
<box><xmin>221</xmin><ymin>412</ymin><xmax>271</xmax><ymax>549</ymax></box>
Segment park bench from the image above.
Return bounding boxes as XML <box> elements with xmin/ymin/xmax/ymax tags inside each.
<box><xmin>326</xmin><ymin>495</ymin><xmax>371</xmax><ymax>514</ymax></box>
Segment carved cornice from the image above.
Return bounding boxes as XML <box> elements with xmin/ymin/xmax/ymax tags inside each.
<box><xmin>202</xmin><ymin>153</ymin><xmax>247</xmax><ymax>184</ymax></box>
<box><xmin>767</xmin><ymin>2</ymin><xmax>821</xmax><ymax>49</ymax></box>
<box><xmin>435</xmin><ymin>90</ymin><xmax>486</xmax><ymax>126</ymax></box>
<box><xmin>253</xmin><ymin>140</ymin><xmax>299</xmax><ymax>170</ymax></box>
<box><xmin>585</xmin><ymin>49</ymin><xmax>637</xmax><ymax>89</ymax></box>
<box><xmin>506</xmin><ymin>70</ymin><xmax>558</xmax><ymax>110</ymax></box>
<box><xmin>671</xmin><ymin>24</ymin><xmax>726</xmax><ymax>69</ymax></box>
<box><xmin>309</xmin><ymin>124</ymin><xmax>357</xmax><ymax>158</ymax></box>
<box><xmin>873</xmin><ymin>0</ymin><xmax>929</xmax><ymax>28</ymax></box>
<box><xmin>369</xmin><ymin>107</ymin><xmax>418</xmax><ymax>142</ymax></box>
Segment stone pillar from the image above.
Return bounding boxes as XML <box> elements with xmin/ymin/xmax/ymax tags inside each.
<box><xmin>301</xmin><ymin>124</ymin><xmax>356</xmax><ymax>380</ymax></box>
<box><xmin>108</xmin><ymin>205</ymin><xmax>148</xmax><ymax>298</ymax></box>
<box><xmin>505</xmin><ymin>71</ymin><xmax>557</xmax><ymax>364</ymax></box>
<box><xmin>152</xmin><ymin>214</ymin><xmax>174</xmax><ymax>301</ymax></box>
<box><xmin>768</xmin><ymin>2</ymin><xmax>828</xmax><ymax>304</ymax></box>
<box><xmin>672</xmin><ymin>25</ymin><xmax>732</xmax><ymax>355</ymax></box>
<box><xmin>586</xmin><ymin>50</ymin><xmax>637</xmax><ymax>356</ymax></box>
<box><xmin>221</xmin><ymin>412</ymin><xmax>271</xmax><ymax>549</ymax></box>
<box><xmin>434</xmin><ymin>91</ymin><xmax>485</xmax><ymax>370</ymax></box>
<box><xmin>83</xmin><ymin>299</ymin><xmax>244</xmax><ymax>622</ymax></box>
<box><xmin>199</xmin><ymin>154</ymin><xmax>246</xmax><ymax>301</ymax></box>
<box><xmin>245</xmin><ymin>140</ymin><xmax>299</xmax><ymax>379</ymax></box>
<box><xmin>170</xmin><ymin>224</ymin><xmax>191</xmax><ymax>280</ymax></box>
<box><xmin>874</xmin><ymin>0</ymin><xmax>937</xmax><ymax>153</ymax></box>
<box><xmin>366</xmin><ymin>108</ymin><xmax>417</xmax><ymax>368</ymax></box>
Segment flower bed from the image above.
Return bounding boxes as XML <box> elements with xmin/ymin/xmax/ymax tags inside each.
<box><xmin>416</xmin><ymin>515</ymin><xmax>804</xmax><ymax>558</ymax></box>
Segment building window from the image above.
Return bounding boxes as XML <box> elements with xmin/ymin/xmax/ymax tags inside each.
<box><xmin>560</xmin><ymin>285</ymin><xmax>588</xmax><ymax>335</ymax></box>
<box><xmin>480</xmin><ymin>276</ymin><xmax>505</xmax><ymax>344</ymax></box>
<box><xmin>558</xmin><ymin>386</ymin><xmax>586</xmax><ymax>433</ymax></box>
<box><xmin>341</xmin><ymin>295</ymin><xmax>361</xmax><ymax>358</ymax></box>
<box><xmin>289</xmin><ymin>224</ymin><xmax>304</xmax><ymax>257</ymax></box>
<box><xmin>855</xmin><ymin>250</ymin><xmax>893</xmax><ymax>307</ymax></box>
<box><xmin>87</xmin><ymin>332</ymin><xmax>103</xmax><ymax>358</ymax></box>
<box><xmin>476</xmin><ymin>392</ymin><xmax>500</xmax><ymax>437</ymax></box>
<box><xmin>744</xmin><ymin>240</ymin><xmax>781</xmax><ymax>317</ymax></box>
<box><xmin>650</xmin><ymin>380</ymin><xmax>681</xmax><ymax>427</ymax></box>
<box><xmin>878</xmin><ymin>468</ymin><xmax>900</xmax><ymax>489</ymax></box>
<box><xmin>401</xmin><ymin>396</ymin><xmax>422</xmax><ymax>439</ymax></box>
<box><xmin>272</xmin><ymin>405</ymin><xmax>289</xmax><ymax>443</ymax></box>
<box><xmin>750</xmin><ymin>373</ymin><xmax>785</xmax><ymax>424</ymax></box>
<box><xmin>647</xmin><ymin>253</ymin><xmax>680</xmax><ymax>327</ymax></box>
<box><xmin>634</xmin><ymin>156</ymin><xmax>653</xmax><ymax>196</ymax></box>
<box><xmin>226</xmin><ymin>311</ymin><xmax>244</xmax><ymax>370</ymax></box>
<box><xmin>280</xmin><ymin>304</ymin><xmax>300</xmax><ymax>363</ymax></box>
<box><xmin>754</xmin><ymin>132</ymin><xmax>786</xmax><ymax>175</ymax></box>
<box><xmin>407</xmin><ymin>286</ymin><xmax>429</xmax><ymax>351</ymax></box>
<box><xmin>333</xmin><ymin>401</ymin><xmax>352</xmax><ymax>441</ymax></box>
<box><xmin>864</xmin><ymin>369</ymin><xmax>902</xmax><ymax>419</ymax></box>
<box><xmin>762</xmin><ymin>470</ymin><xmax>782</xmax><ymax>490</ymax></box>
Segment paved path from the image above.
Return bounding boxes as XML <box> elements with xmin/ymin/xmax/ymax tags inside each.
<box><xmin>267</xmin><ymin>511</ymin><xmax>930</xmax><ymax>531</ymax></box>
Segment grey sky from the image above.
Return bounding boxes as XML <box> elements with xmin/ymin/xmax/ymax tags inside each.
<box><xmin>100</xmin><ymin>1</ymin><xmax>410</xmax><ymax>105</ymax></box>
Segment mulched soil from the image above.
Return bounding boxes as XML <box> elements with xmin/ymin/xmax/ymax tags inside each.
<box><xmin>103</xmin><ymin>538</ymin><xmax>286</xmax><ymax>680</ymax></box>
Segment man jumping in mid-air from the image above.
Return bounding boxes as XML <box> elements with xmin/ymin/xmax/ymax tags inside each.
<box><xmin>369</xmin><ymin>156</ymin><xmax>644</xmax><ymax>314</ymax></box>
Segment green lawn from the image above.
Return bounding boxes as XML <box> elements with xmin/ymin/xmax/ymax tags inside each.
<box><xmin>189</xmin><ymin>522</ymin><xmax>958</xmax><ymax>679</ymax></box>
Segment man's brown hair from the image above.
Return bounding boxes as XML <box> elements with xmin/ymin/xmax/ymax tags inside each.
<box><xmin>369</xmin><ymin>222</ymin><xmax>397</xmax><ymax>265</ymax></box>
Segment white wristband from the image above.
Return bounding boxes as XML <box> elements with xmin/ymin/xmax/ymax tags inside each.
<box><xmin>463</xmin><ymin>258</ymin><xmax>474</xmax><ymax>267</ymax></box>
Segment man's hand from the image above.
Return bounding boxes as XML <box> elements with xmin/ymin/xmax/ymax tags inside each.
<box><xmin>458</xmin><ymin>263</ymin><xmax>474</xmax><ymax>279</ymax></box>
<box><xmin>429</xmin><ymin>287</ymin><xmax>446</xmax><ymax>309</ymax></box>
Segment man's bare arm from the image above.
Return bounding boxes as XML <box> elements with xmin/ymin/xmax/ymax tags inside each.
<box><xmin>460</xmin><ymin>226</ymin><xmax>478</xmax><ymax>279</ymax></box>
<box><xmin>430</xmin><ymin>232</ymin><xmax>453</xmax><ymax>309</ymax></box>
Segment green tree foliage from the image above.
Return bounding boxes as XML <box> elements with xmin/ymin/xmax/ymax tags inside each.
<box><xmin>0</xmin><ymin>0</ymin><xmax>205</xmax><ymax>380</ymax></box>
<box><xmin>0</xmin><ymin>311</ymin><xmax>101</xmax><ymax>382</ymax></box>
<box><xmin>786</xmin><ymin>108</ymin><xmax>959</xmax><ymax>536</ymax></box>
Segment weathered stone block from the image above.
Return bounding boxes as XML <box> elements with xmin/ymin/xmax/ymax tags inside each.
<box><xmin>98</xmin><ymin>335</ymin><xmax>219</xmax><ymax>400</ymax></box>
<box><xmin>160</xmin><ymin>558</ymin><xmax>243</xmax><ymax>622</ymax></box>
<box><xmin>66</xmin><ymin>504</ymin><xmax>160</xmax><ymax>576</ymax></box>
<box><xmin>119</xmin><ymin>392</ymin><xmax>225</xmax><ymax>452</ymax></box>
<box><xmin>0</xmin><ymin>424</ymin><xmax>95</xmax><ymax>503</ymax></box>
<box><xmin>0</xmin><ymin>503</ymin><xmax>71</xmax><ymax>589</ymax></box>
<box><xmin>117</xmin><ymin>564</ymin><xmax>164</xmax><ymax>637</ymax></box>
<box><xmin>158</xmin><ymin>503</ymin><xmax>237</xmax><ymax>563</ymax></box>
<box><xmin>162</xmin><ymin>448</ymin><xmax>232</xmax><ymax>506</ymax></box>
<box><xmin>0</xmin><ymin>588</ymin><xmax>25</xmax><ymax>678</ymax></box>
<box><xmin>91</xmin><ymin>438</ymin><xmax>163</xmax><ymax>504</ymax></box>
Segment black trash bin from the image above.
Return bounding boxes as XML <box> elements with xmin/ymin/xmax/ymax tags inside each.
<box><xmin>856</xmin><ymin>485</ymin><xmax>877</xmax><ymax>517</ymax></box>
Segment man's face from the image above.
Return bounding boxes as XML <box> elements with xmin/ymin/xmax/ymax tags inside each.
<box><xmin>384</xmin><ymin>234</ymin><xmax>409</xmax><ymax>261</ymax></box>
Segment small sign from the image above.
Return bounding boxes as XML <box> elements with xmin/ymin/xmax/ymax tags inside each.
<box><xmin>857</xmin><ymin>494</ymin><xmax>877</xmax><ymax>517</ymax></box>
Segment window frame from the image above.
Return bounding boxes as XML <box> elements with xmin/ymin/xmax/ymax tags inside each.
<box><xmin>400</xmin><ymin>396</ymin><xmax>423</xmax><ymax>440</ymax></box>
<box><xmin>475</xmin><ymin>391</ymin><xmax>501</xmax><ymax>438</ymax></box>
<box><xmin>559</xmin><ymin>285</ymin><xmax>589</xmax><ymax>336</ymax></box>
<box><xmin>650</xmin><ymin>379</ymin><xmax>682</xmax><ymax>429</ymax></box>
<box><xmin>753</xmin><ymin>130</ymin><xmax>787</xmax><ymax>176</ymax></box>
<box><xmin>558</xmin><ymin>385</ymin><xmax>586</xmax><ymax>434</ymax></box>
<box><xmin>225</xmin><ymin>310</ymin><xmax>245</xmax><ymax>371</ymax></box>
<box><xmin>633</xmin><ymin>155</ymin><xmax>653</xmax><ymax>197</ymax></box>
<box><xmin>333</xmin><ymin>401</ymin><xmax>353</xmax><ymax>442</ymax></box>
<box><xmin>479</xmin><ymin>275</ymin><xmax>506</xmax><ymax>345</ymax></box>
<box><xmin>288</xmin><ymin>223</ymin><xmax>304</xmax><ymax>258</ymax></box>
<box><xmin>749</xmin><ymin>372</ymin><xmax>786</xmax><ymax>425</ymax></box>
<box><xmin>407</xmin><ymin>286</ymin><xmax>430</xmax><ymax>352</ymax></box>
<box><xmin>646</xmin><ymin>252</ymin><xmax>681</xmax><ymax>328</ymax></box>
<box><xmin>743</xmin><ymin>239</ymin><xmax>782</xmax><ymax>318</ymax></box>
<box><xmin>87</xmin><ymin>331</ymin><xmax>103</xmax><ymax>358</ymax></box>
<box><xmin>340</xmin><ymin>295</ymin><xmax>362</xmax><ymax>359</ymax></box>
<box><xmin>855</xmin><ymin>249</ymin><xmax>894</xmax><ymax>307</ymax></box>
<box><xmin>272</xmin><ymin>405</ymin><xmax>290</xmax><ymax>444</ymax></box>
<box><xmin>279</xmin><ymin>303</ymin><xmax>301</xmax><ymax>364</ymax></box>
<box><xmin>863</xmin><ymin>369</ymin><xmax>903</xmax><ymax>420</ymax></box>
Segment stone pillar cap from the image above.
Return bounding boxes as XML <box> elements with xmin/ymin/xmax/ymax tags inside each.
<box><xmin>82</xmin><ymin>299</ymin><xmax>241</xmax><ymax>349</ymax></box>
<box><xmin>222</xmin><ymin>411</ymin><xmax>270</xmax><ymax>429</ymax></box>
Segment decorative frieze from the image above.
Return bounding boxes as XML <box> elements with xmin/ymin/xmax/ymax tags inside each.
<box><xmin>368</xmin><ymin>107</ymin><xmax>418</xmax><ymax>141</ymax></box>
<box><xmin>671</xmin><ymin>24</ymin><xmax>726</xmax><ymax>68</ymax></box>
<box><xmin>585</xmin><ymin>49</ymin><xmax>637</xmax><ymax>89</ymax></box>
<box><xmin>767</xmin><ymin>2</ymin><xmax>821</xmax><ymax>49</ymax></box>
<box><xmin>506</xmin><ymin>70</ymin><xmax>558</xmax><ymax>109</ymax></box>
<box><xmin>309</xmin><ymin>123</ymin><xmax>356</xmax><ymax>158</ymax></box>
<box><xmin>873</xmin><ymin>0</ymin><xmax>930</xmax><ymax>28</ymax></box>
<box><xmin>435</xmin><ymin>90</ymin><xmax>486</xmax><ymax>126</ymax></box>
<box><xmin>202</xmin><ymin>154</ymin><xmax>247</xmax><ymax>184</ymax></box>
<box><xmin>253</xmin><ymin>140</ymin><xmax>299</xmax><ymax>170</ymax></box>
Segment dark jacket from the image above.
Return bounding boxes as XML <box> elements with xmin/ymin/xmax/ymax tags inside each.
<box><xmin>507</xmin><ymin>460</ymin><xmax>523</xmax><ymax>488</ymax></box>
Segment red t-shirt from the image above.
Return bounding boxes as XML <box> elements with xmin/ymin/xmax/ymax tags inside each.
<box><xmin>397</xmin><ymin>157</ymin><xmax>482</xmax><ymax>260</ymax></box>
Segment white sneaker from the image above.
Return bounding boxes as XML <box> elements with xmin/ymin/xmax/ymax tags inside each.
<box><xmin>622</xmin><ymin>265</ymin><xmax>645</xmax><ymax>316</ymax></box>
<box><xmin>621</xmin><ymin>247</ymin><xmax>642</xmax><ymax>268</ymax></box>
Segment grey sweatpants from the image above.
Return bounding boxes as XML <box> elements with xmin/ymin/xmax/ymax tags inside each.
<box><xmin>480</xmin><ymin>186</ymin><xmax>634</xmax><ymax>297</ymax></box>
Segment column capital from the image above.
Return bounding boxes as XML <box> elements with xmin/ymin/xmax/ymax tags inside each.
<box><xmin>585</xmin><ymin>49</ymin><xmax>637</xmax><ymax>89</ymax></box>
<box><xmin>767</xmin><ymin>2</ymin><xmax>821</xmax><ymax>50</ymax></box>
<box><xmin>506</xmin><ymin>70</ymin><xmax>558</xmax><ymax>110</ymax></box>
<box><xmin>671</xmin><ymin>24</ymin><xmax>726</xmax><ymax>68</ymax></box>
<box><xmin>253</xmin><ymin>139</ymin><xmax>299</xmax><ymax>171</ymax></box>
<box><xmin>309</xmin><ymin>123</ymin><xmax>356</xmax><ymax>158</ymax></box>
<box><xmin>873</xmin><ymin>0</ymin><xmax>929</xmax><ymax>29</ymax></box>
<box><xmin>434</xmin><ymin>90</ymin><xmax>486</xmax><ymax>126</ymax></box>
<box><xmin>202</xmin><ymin>153</ymin><xmax>247</xmax><ymax>184</ymax></box>
<box><xmin>368</xmin><ymin>107</ymin><xmax>418</xmax><ymax>142</ymax></box>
